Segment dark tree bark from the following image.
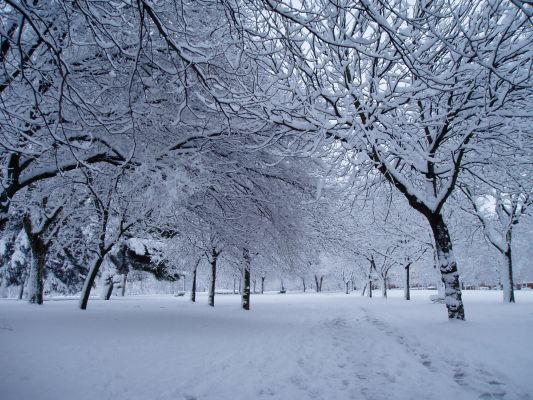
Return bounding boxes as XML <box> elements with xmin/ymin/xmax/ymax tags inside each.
<box><xmin>242</xmin><ymin>248</ymin><xmax>251</xmax><ymax>310</ymax></box>
<box><xmin>428</xmin><ymin>213</ymin><xmax>465</xmax><ymax>320</ymax></box>
<box><xmin>26</xmin><ymin>238</ymin><xmax>45</xmax><ymax>304</ymax></box>
<box><xmin>345</xmin><ymin>281</ymin><xmax>349</xmax><ymax>294</ymax></box>
<box><xmin>404</xmin><ymin>263</ymin><xmax>411</xmax><ymax>301</ymax></box>
<box><xmin>191</xmin><ymin>259</ymin><xmax>200</xmax><ymax>303</ymax></box>
<box><xmin>314</xmin><ymin>275</ymin><xmax>323</xmax><ymax>293</ymax></box>
<box><xmin>261</xmin><ymin>276</ymin><xmax>265</xmax><ymax>294</ymax></box>
<box><xmin>208</xmin><ymin>247</ymin><xmax>220</xmax><ymax>307</ymax></box>
<box><xmin>368</xmin><ymin>257</ymin><xmax>374</xmax><ymax>298</ymax></box>
<box><xmin>79</xmin><ymin>256</ymin><xmax>106</xmax><ymax>310</ymax></box>
<box><xmin>104</xmin><ymin>277</ymin><xmax>114</xmax><ymax>300</ymax></box>
<box><xmin>18</xmin><ymin>281</ymin><xmax>25</xmax><ymax>300</ymax></box>
<box><xmin>503</xmin><ymin>230</ymin><xmax>515</xmax><ymax>303</ymax></box>
<box><xmin>302</xmin><ymin>277</ymin><xmax>306</xmax><ymax>292</ymax></box>
<box><xmin>22</xmin><ymin>206</ymin><xmax>62</xmax><ymax>305</ymax></box>
<box><xmin>121</xmin><ymin>273</ymin><xmax>127</xmax><ymax>297</ymax></box>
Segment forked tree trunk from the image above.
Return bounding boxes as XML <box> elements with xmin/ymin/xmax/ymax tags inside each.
<box><xmin>404</xmin><ymin>263</ymin><xmax>411</xmax><ymax>301</ymax></box>
<box><xmin>261</xmin><ymin>276</ymin><xmax>265</xmax><ymax>294</ymax></box>
<box><xmin>208</xmin><ymin>247</ymin><xmax>218</xmax><ymax>307</ymax></box>
<box><xmin>428</xmin><ymin>213</ymin><xmax>465</xmax><ymax>320</ymax></box>
<box><xmin>79</xmin><ymin>256</ymin><xmax>106</xmax><ymax>310</ymax></box>
<box><xmin>242</xmin><ymin>248</ymin><xmax>251</xmax><ymax>310</ymax></box>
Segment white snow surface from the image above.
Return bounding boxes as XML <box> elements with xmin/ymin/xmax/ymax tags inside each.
<box><xmin>1</xmin><ymin>290</ymin><xmax>532</xmax><ymax>400</ymax></box>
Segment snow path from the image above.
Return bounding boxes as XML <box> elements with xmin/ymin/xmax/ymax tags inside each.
<box><xmin>1</xmin><ymin>291</ymin><xmax>532</xmax><ymax>400</ymax></box>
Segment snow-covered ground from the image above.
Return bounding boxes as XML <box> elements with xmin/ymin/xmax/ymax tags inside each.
<box><xmin>1</xmin><ymin>290</ymin><xmax>532</xmax><ymax>400</ymax></box>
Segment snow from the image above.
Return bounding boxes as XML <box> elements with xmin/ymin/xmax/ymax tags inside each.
<box><xmin>1</xmin><ymin>290</ymin><xmax>532</xmax><ymax>400</ymax></box>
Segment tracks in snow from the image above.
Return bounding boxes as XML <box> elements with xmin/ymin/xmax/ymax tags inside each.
<box><xmin>172</xmin><ymin>303</ymin><xmax>530</xmax><ymax>400</ymax></box>
<box><xmin>359</xmin><ymin>306</ymin><xmax>530</xmax><ymax>400</ymax></box>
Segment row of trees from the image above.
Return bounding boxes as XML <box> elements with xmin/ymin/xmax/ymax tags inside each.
<box><xmin>1</xmin><ymin>0</ymin><xmax>531</xmax><ymax>320</ymax></box>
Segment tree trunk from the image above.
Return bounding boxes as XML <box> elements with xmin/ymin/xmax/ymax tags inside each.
<box><xmin>404</xmin><ymin>263</ymin><xmax>411</xmax><ymax>301</ymax></box>
<box><xmin>121</xmin><ymin>273</ymin><xmax>127</xmax><ymax>296</ymax></box>
<box><xmin>242</xmin><ymin>248</ymin><xmax>251</xmax><ymax>310</ymax></box>
<box><xmin>104</xmin><ymin>278</ymin><xmax>114</xmax><ymax>300</ymax></box>
<box><xmin>26</xmin><ymin>237</ymin><xmax>46</xmax><ymax>305</ymax></box>
<box><xmin>253</xmin><ymin>279</ymin><xmax>257</xmax><ymax>294</ymax></box>
<box><xmin>18</xmin><ymin>266</ymin><xmax>29</xmax><ymax>300</ymax></box>
<box><xmin>79</xmin><ymin>256</ymin><xmax>106</xmax><ymax>310</ymax></box>
<box><xmin>362</xmin><ymin>283</ymin><xmax>367</xmax><ymax>297</ymax></box>
<box><xmin>302</xmin><ymin>277</ymin><xmax>306</xmax><ymax>292</ymax></box>
<box><xmin>428</xmin><ymin>213</ymin><xmax>465</xmax><ymax>320</ymax></box>
<box><xmin>381</xmin><ymin>277</ymin><xmax>387</xmax><ymax>298</ymax></box>
<box><xmin>502</xmin><ymin>230</ymin><xmax>515</xmax><ymax>303</ymax></box>
<box><xmin>238</xmin><ymin>275</ymin><xmax>242</xmax><ymax>295</ymax></box>
<box><xmin>314</xmin><ymin>275</ymin><xmax>320</xmax><ymax>292</ymax></box>
<box><xmin>319</xmin><ymin>276</ymin><xmax>324</xmax><ymax>292</ymax></box>
<box><xmin>261</xmin><ymin>276</ymin><xmax>265</xmax><ymax>294</ymax></box>
<box><xmin>233</xmin><ymin>277</ymin><xmax>237</xmax><ymax>294</ymax></box>
<box><xmin>367</xmin><ymin>263</ymin><xmax>373</xmax><ymax>298</ymax></box>
<box><xmin>208</xmin><ymin>247</ymin><xmax>218</xmax><ymax>307</ymax></box>
<box><xmin>345</xmin><ymin>281</ymin><xmax>349</xmax><ymax>294</ymax></box>
<box><xmin>191</xmin><ymin>261</ymin><xmax>198</xmax><ymax>303</ymax></box>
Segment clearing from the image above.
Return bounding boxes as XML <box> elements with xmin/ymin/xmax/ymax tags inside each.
<box><xmin>1</xmin><ymin>290</ymin><xmax>532</xmax><ymax>400</ymax></box>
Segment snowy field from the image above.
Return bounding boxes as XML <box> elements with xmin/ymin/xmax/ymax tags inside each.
<box><xmin>1</xmin><ymin>290</ymin><xmax>532</xmax><ymax>400</ymax></box>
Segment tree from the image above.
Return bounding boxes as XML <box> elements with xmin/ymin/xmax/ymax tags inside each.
<box><xmin>22</xmin><ymin>196</ymin><xmax>63</xmax><ymax>304</ymax></box>
<box><xmin>461</xmin><ymin>186</ymin><xmax>532</xmax><ymax>303</ymax></box>
<box><xmin>227</xmin><ymin>0</ymin><xmax>533</xmax><ymax>319</ymax></box>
